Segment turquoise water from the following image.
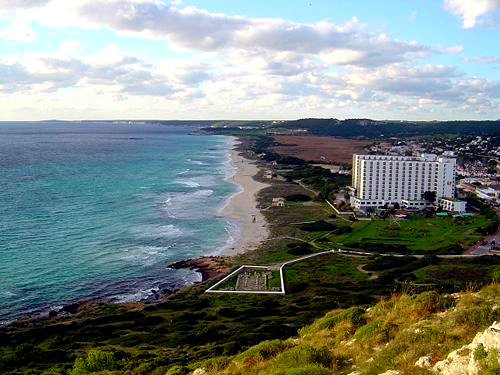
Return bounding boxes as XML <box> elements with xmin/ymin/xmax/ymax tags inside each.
<box><xmin>0</xmin><ymin>122</ymin><xmax>237</xmax><ymax>322</ymax></box>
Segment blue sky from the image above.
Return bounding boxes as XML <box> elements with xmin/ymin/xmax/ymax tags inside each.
<box><xmin>0</xmin><ymin>0</ymin><xmax>498</xmax><ymax>120</ymax></box>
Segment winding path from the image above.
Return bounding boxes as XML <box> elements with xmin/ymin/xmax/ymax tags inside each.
<box><xmin>205</xmin><ymin>247</ymin><xmax>492</xmax><ymax>295</ymax></box>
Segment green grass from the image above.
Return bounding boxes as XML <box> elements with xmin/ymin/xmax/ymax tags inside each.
<box><xmin>214</xmin><ymin>276</ymin><xmax>238</xmax><ymax>290</ymax></box>
<box><xmin>187</xmin><ymin>284</ymin><xmax>500</xmax><ymax>375</ymax></box>
<box><xmin>283</xmin><ymin>254</ymin><xmax>369</xmax><ymax>290</ymax></box>
<box><xmin>268</xmin><ymin>271</ymin><xmax>282</xmax><ymax>289</ymax></box>
<box><xmin>337</xmin><ymin>215</ymin><xmax>491</xmax><ymax>253</ymax></box>
<box><xmin>413</xmin><ymin>263</ymin><xmax>500</xmax><ymax>284</ymax></box>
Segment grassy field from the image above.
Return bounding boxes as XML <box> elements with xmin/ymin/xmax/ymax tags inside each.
<box><xmin>413</xmin><ymin>262</ymin><xmax>500</xmax><ymax>285</ymax></box>
<box><xmin>332</xmin><ymin>215</ymin><xmax>490</xmax><ymax>253</ymax></box>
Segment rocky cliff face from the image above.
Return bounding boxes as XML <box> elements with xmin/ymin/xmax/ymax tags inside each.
<box><xmin>429</xmin><ymin>321</ymin><xmax>500</xmax><ymax>375</ymax></box>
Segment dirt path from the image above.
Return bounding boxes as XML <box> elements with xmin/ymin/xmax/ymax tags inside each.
<box><xmin>356</xmin><ymin>264</ymin><xmax>379</xmax><ymax>280</ymax></box>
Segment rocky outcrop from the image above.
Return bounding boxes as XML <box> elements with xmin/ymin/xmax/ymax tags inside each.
<box><xmin>433</xmin><ymin>321</ymin><xmax>500</xmax><ymax>375</ymax></box>
<box><xmin>415</xmin><ymin>355</ymin><xmax>433</xmax><ymax>368</ymax></box>
<box><xmin>168</xmin><ymin>256</ymin><xmax>232</xmax><ymax>281</ymax></box>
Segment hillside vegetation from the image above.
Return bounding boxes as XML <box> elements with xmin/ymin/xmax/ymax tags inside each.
<box><xmin>35</xmin><ymin>283</ymin><xmax>500</xmax><ymax>375</ymax></box>
<box><xmin>18</xmin><ymin>284</ymin><xmax>498</xmax><ymax>375</ymax></box>
<box><xmin>200</xmin><ymin>119</ymin><xmax>500</xmax><ymax>138</ymax></box>
<box><xmin>189</xmin><ymin>283</ymin><xmax>500</xmax><ymax>375</ymax></box>
<box><xmin>276</xmin><ymin>119</ymin><xmax>500</xmax><ymax>137</ymax></box>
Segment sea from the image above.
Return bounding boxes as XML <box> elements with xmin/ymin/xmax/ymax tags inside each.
<box><xmin>0</xmin><ymin>121</ymin><xmax>239</xmax><ymax>323</ymax></box>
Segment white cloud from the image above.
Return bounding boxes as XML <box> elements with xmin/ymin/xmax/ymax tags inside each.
<box><xmin>320</xmin><ymin>49</ymin><xmax>364</xmax><ymax>65</ymax></box>
<box><xmin>0</xmin><ymin>0</ymin><xmax>433</xmax><ymax>67</ymax></box>
<box><xmin>464</xmin><ymin>55</ymin><xmax>500</xmax><ymax>65</ymax></box>
<box><xmin>438</xmin><ymin>45</ymin><xmax>464</xmax><ymax>53</ymax></box>
<box><xmin>0</xmin><ymin>1</ymin><xmax>497</xmax><ymax>119</ymax></box>
<box><xmin>0</xmin><ymin>0</ymin><xmax>51</xmax><ymax>11</ymax></box>
<box><xmin>0</xmin><ymin>19</ymin><xmax>36</xmax><ymax>41</ymax></box>
<box><xmin>444</xmin><ymin>0</ymin><xmax>500</xmax><ymax>28</ymax></box>
<box><xmin>58</xmin><ymin>40</ymin><xmax>82</xmax><ymax>56</ymax></box>
<box><xmin>1</xmin><ymin>42</ymin><xmax>497</xmax><ymax>120</ymax></box>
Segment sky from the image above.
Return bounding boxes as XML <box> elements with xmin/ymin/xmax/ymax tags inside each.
<box><xmin>0</xmin><ymin>0</ymin><xmax>499</xmax><ymax>121</ymax></box>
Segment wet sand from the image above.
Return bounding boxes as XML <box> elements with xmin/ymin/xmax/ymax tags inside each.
<box><xmin>221</xmin><ymin>139</ymin><xmax>270</xmax><ymax>254</ymax></box>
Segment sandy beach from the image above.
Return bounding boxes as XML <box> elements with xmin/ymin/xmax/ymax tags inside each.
<box><xmin>221</xmin><ymin>139</ymin><xmax>270</xmax><ymax>254</ymax></box>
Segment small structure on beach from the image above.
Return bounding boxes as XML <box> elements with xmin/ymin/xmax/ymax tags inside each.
<box><xmin>272</xmin><ymin>197</ymin><xmax>286</xmax><ymax>207</ymax></box>
<box><xmin>264</xmin><ymin>169</ymin><xmax>274</xmax><ymax>179</ymax></box>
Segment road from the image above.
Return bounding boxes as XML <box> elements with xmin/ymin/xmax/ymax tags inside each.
<box><xmin>465</xmin><ymin>228</ymin><xmax>500</xmax><ymax>256</ymax></box>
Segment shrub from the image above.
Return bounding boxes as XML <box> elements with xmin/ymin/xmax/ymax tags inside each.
<box><xmin>354</xmin><ymin>321</ymin><xmax>382</xmax><ymax>341</ymax></box>
<box><xmin>332</xmin><ymin>226</ymin><xmax>352</xmax><ymax>235</ymax></box>
<box><xmin>165</xmin><ymin>365</ymin><xmax>188</xmax><ymax>375</ymax></box>
<box><xmin>268</xmin><ymin>364</ymin><xmax>332</xmax><ymax>375</ymax></box>
<box><xmin>223</xmin><ymin>341</ymin><xmax>239</xmax><ymax>355</ymax></box>
<box><xmin>200</xmin><ymin>356</ymin><xmax>231</xmax><ymax>372</ymax></box>
<box><xmin>270</xmin><ymin>345</ymin><xmax>333</xmax><ymax>371</ymax></box>
<box><xmin>69</xmin><ymin>350</ymin><xmax>116</xmax><ymax>375</ymax></box>
<box><xmin>299</xmin><ymin>307</ymin><xmax>366</xmax><ymax>336</ymax></box>
<box><xmin>479</xmin><ymin>351</ymin><xmax>500</xmax><ymax>375</ymax></box>
<box><xmin>41</xmin><ymin>365</ymin><xmax>69</xmax><ymax>375</ymax></box>
<box><xmin>194</xmin><ymin>324</ymin><xmax>224</xmax><ymax>343</ymax></box>
<box><xmin>300</xmin><ymin>220</ymin><xmax>337</xmax><ymax>232</ymax></box>
<box><xmin>364</xmin><ymin>256</ymin><xmax>416</xmax><ymax>271</ymax></box>
<box><xmin>235</xmin><ymin>339</ymin><xmax>292</xmax><ymax>362</ymax></box>
<box><xmin>474</xmin><ymin>344</ymin><xmax>488</xmax><ymax>361</ymax></box>
<box><xmin>288</xmin><ymin>243</ymin><xmax>313</xmax><ymax>255</ymax></box>
<box><xmin>14</xmin><ymin>343</ymin><xmax>39</xmax><ymax>362</ymax></box>
<box><xmin>285</xmin><ymin>194</ymin><xmax>312</xmax><ymax>202</ymax></box>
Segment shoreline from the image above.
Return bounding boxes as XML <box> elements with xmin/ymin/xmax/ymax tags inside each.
<box><xmin>219</xmin><ymin>138</ymin><xmax>270</xmax><ymax>255</ymax></box>
<box><xmin>167</xmin><ymin>138</ymin><xmax>272</xmax><ymax>282</ymax></box>
<box><xmin>1</xmin><ymin>137</ymin><xmax>271</xmax><ymax>326</ymax></box>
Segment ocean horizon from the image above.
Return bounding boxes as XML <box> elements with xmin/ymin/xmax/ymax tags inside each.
<box><xmin>0</xmin><ymin>121</ymin><xmax>238</xmax><ymax>323</ymax></box>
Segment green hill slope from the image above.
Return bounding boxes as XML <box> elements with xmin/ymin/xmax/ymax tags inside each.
<box><xmin>187</xmin><ymin>283</ymin><xmax>499</xmax><ymax>375</ymax></box>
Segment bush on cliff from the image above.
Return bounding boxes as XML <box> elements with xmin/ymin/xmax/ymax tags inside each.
<box><xmin>69</xmin><ymin>350</ymin><xmax>117</xmax><ymax>375</ymax></box>
<box><xmin>172</xmin><ymin>283</ymin><xmax>500</xmax><ymax>375</ymax></box>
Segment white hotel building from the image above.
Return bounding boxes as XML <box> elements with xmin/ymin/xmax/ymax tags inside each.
<box><xmin>350</xmin><ymin>153</ymin><xmax>457</xmax><ymax>210</ymax></box>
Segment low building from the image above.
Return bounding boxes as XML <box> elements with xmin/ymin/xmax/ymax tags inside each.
<box><xmin>476</xmin><ymin>187</ymin><xmax>497</xmax><ymax>202</ymax></box>
<box><xmin>439</xmin><ymin>197</ymin><xmax>467</xmax><ymax>212</ymax></box>
<box><xmin>272</xmin><ymin>197</ymin><xmax>286</xmax><ymax>207</ymax></box>
<box><xmin>263</xmin><ymin>169</ymin><xmax>273</xmax><ymax>179</ymax></box>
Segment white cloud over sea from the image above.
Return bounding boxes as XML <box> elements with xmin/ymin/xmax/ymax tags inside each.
<box><xmin>0</xmin><ymin>0</ymin><xmax>498</xmax><ymax>120</ymax></box>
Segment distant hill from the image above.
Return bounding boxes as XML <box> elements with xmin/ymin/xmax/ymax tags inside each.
<box><xmin>276</xmin><ymin>118</ymin><xmax>500</xmax><ymax>137</ymax></box>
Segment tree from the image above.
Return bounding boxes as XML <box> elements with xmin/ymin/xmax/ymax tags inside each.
<box><xmin>422</xmin><ymin>191</ymin><xmax>437</xmax><ymax>203</ymax></box>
